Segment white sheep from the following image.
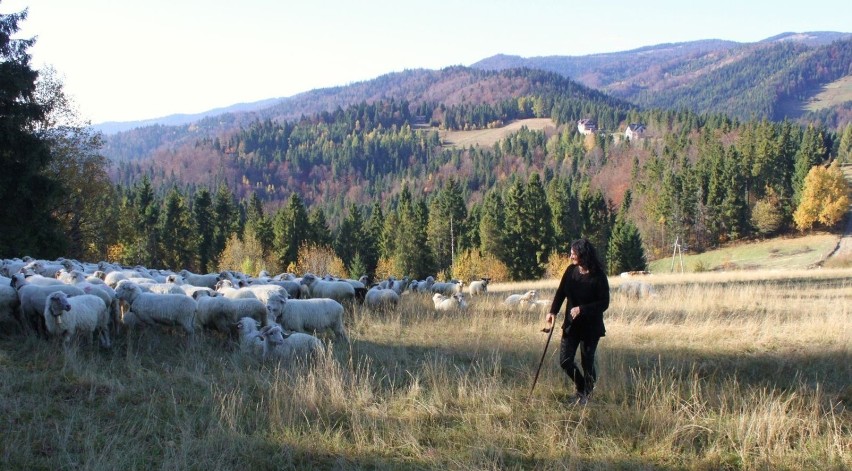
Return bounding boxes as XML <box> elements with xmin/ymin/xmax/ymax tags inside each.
<box><xmin>235</xmin><ymin>316</ymin><xmax>264</xmax><ymax>357</ymax></box>
<box><xmin>178</xmin><ymin>269</ymin><xmax>220</xmax><ymax>289</ymax></box>
<box><xmin>43</xmin><ymin>291</ymin><xmax>111</xmax><ymax>348</ymax></box>
<box><xmin>432</xmin><ymin>292</ymin><xmax>468</xmax><ymax>311</ymax></box>
<box><xmin>258</xmin><ymin>324</ymin><xmax>324</xmax><ymax>361</ymax></box>
<box><xmin>12</xmin><ymin>273</ymin><xmax>85</xmax><ymax>337</ymax></box>
<box><xmin>468</xmin><ymin>277</ymin><xmax>491</xmax><ymax>296</ymax></box>
<box><xmin>503</xmin><ymin>290</ymin><xmax>539</xmax><ymax>308</ymax></box>
<box><xmin>114</xmin><ymin>282</ymin><xmax>197</xmax><ymax>338</ymax></box>
<box><xmin>431</xmin><ymin>280</ymin><xmax>463</xmax><ymax>296</ymax></box>
<box><xmin>266</xmin><ymin>293</ymin><xmax>348</xmax><ymax>343</ymax></box>
<box><xmin>300</xmin><ymin>273</ymin><xmax>356</xmax><ymax>304</ymax></box>
<box><xmin>0</xmin><ymin>275</ymin><xmax>21</xmax><ymax>328</ymax></box>
<box><xmin>364</xmin><ymin>286</ymin><xmax>400</xmax><ymax>310</ymax></box>
<box><xmin>193</xmin><ymin>291</ymin><xmax>267</xmax><ymax>334</ymax></box>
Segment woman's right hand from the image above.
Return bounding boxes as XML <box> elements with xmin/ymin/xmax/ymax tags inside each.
<box><xmin>542</xmin><ymin>313</ymin><xmax>555</xmax><ymax>332</ymax></box>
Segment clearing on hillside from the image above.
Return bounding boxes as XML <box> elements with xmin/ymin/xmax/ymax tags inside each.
<box><xmin>439</xmin><ymin>118</ymin><xmax>557</xmax><ymax>149</ymax></box>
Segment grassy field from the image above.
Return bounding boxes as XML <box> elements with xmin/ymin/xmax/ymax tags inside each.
<box><xmin>1</xmin><ymin>266</ymin><xmax>850</xmax><ymax>469</ymax></box>
<box><xmin>804</xmin><ymin>75</ymin><xmax>852</xmax><ymax>113</ymax></box>
<box><xmin>648</xmin><ymin>232</ymin><xmax>844</xmax><ymax>273</ymax></box>
<box><xmin>439</xmin><ymin>118</ymin><xmax>556</xmax><ymax>149</ymax></box>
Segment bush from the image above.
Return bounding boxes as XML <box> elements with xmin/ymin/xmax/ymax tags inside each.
<box><xmin>544</xmin><ymin>252</ymin><xmax>572</xmax><ymax>279</ymax></box>
<box><xmin>294</xmin><ymin>242</ymin><xmax>347</xmax><ymax>277</ymax></box>
<box><xmin>451</xmin><ymin>250</ymin><xmax>510</xmax><ymax>283</ymax></box>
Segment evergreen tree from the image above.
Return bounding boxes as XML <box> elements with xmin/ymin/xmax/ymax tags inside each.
<box><xmin>243</xmin><ymin>192</ymin><xmax>273</xmax><ymax>268</ymax></box>
<box><xmin>193</xmin><ymin>188</ymin><xmax>215</xmax><ymax>273</ymax></box>
<box><xmin>525</xmin><ymin>173</ymin><xmax>554</xmax><ymax>275</ymax></box>
<box><xmin>792</xmin><ymin>124</ymin><xmax>828</xmax><ymax>205</ymax></box>
<box><xmin>363</xmin><ymin>202</ymin><xmax>384</xmax><ymax>278</ymax></box>
<box><xmin>426</xmin><ymin>178</ymin><xmax>467</xmax><ymax>273</ymax></box>
<box><xmin>502</xmin><ymin>175</ymin><xmax>552</xmax><ymax>281</ymax></box>
<box><xmin>0</xmin><ymin>8</ymin><xmax>65</xmax><ymax>258</ymax></box>
<box><xmin>334</xmin><ymin>203</ymin><xmax>365</xmax><ymax>273</ymax></box>
<box><xmin>134</xmin><ymin>176</ymin><xmax>160</xmax><ymax>266</ymax></box>
<box><xmin>839</xmin><ymin>123</ymin><xmax>852</xmax><ymax>163</ymax></box>
<box><xmin>608</xmin><ymin>212</ymin><xmax>646</xmax><ymax>275</ymax></box>
<box><xmin>307</xmin><ymin>206</ymin><xmax>333</xmax><ymax>247</ymax></box>
<box><xmin>273</xmin><ymin>192</ymin><xmax>311</xmax><ymax>272</ymax></box>
<box><xmin>547</xmin><ymin>176</ymin><xmax>580</xmax><ymax>254</ymax></box>
<box><xmin>479</xmin><ymin>189</ymin><xmax>507</xmax><ymax>262</ymax></box>
<box><xmin>159</xmin><ymin>187</ymin><xmax>195</xmax><ymax>270</ymax></box>
<box><xmin>578</xmin><ymin>186</ymin><xmax>612</xmax><ymax>267</ymax></box>
<box><xmin>212</xmin><ymin>184</ymin><xmax>238</xmax><ymax>266</ymax></box>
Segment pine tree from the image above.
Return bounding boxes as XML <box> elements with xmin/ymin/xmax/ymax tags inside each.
<box><xmin>307</xmin><ymin>207</ymin><xmax>333</xmax><ymax>247</ymax></box>
<box><xmin>273</xmin><ymin>192</ymin><xmax>311</xmax><ymax>272</ymax></box>
<box><xmin>334</xmin><ymin>203</ymin><xmax>365</xmax><ymax>273</ymax></box>
<box><xmin>479</xmin><ymin>189</ymin><xmax>507</xmax><ymax>262</ymax></box>
<box><xmin>212</xmin><ymin>184</ymin><xmax>237</xmax><ymax>266</ymax></box>
<box><xmin>427</xmin><ymin>178</ymin><xmax>467</xmax><ymax>273</ymax></box>
<box><xmin>0</xmin><ymin>8</ymin><xmax>65</xmax><ymax>258</ymax></box>
<box><xmin>608</xmin><ymin>212</ymin><xmax>646</xmax><ymax>275</ymax></box>
<box><xmin>193</xmin><ymin>188</ymin><xmax>215</xmax><ymax>273</ymax></box>
<box><xmin>159</xmin><ymin>187</ymin><xmax>195</xmax><ymax>270</ymax></box>
<box><xmin>792</xmin><ymin>124</ymin><xmax>828</xmax><ymax>205</ymax></box>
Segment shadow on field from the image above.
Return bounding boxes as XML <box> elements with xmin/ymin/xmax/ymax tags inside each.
<box><xmin>603</xmin><ymin>343</ymin><xmax>852</xmax><ymax>403</ymax></box>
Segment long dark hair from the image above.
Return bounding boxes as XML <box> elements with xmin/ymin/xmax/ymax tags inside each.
<box><xmin>571</xmin><ymin>238</ymin><xmax>605</xmax><ymax>274</ymax></box>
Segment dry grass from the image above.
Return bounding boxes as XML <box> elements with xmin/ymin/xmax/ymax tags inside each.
<box><xmin>439</xmin><ymin>118</ymin><xmax>556</xmax><ymax>149</ymax></box>
<box><xmin>1</xmin><ymin>268</ymin><xmax>850</xmax><ymax>469</ymax></box>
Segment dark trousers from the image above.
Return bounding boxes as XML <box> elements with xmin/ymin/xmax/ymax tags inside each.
<box><xmin>559</xmin><ymin>331</ymin><xmax>599</xmax><ymax>395</ymax></box>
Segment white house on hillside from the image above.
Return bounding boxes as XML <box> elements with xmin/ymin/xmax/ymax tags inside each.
<box><xmin>577</xmin><ymin>119</ymin><xmax>597</xmax><ymax>135</ymax></box>
<box><xmin>625</xmin><ymin>123</ymin><xmax>646</xmax><ymax>140</ymax></box>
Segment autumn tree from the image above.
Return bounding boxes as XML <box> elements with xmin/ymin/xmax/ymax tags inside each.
<box><xmin>793</xmin><ymin>161</ymin><xmax>850</xmax><ymax>231</ymax></box>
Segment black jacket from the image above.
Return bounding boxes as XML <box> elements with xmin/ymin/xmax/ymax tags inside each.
<box><xmin>549</xmin><ymin>264</ymin><xmax>609</xmax><ymax>339</ymax></box>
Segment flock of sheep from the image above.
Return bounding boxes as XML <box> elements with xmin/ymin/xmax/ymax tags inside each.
<box><xmin>1</xmin><ymin>258</ymin><xmax>569</xmax><ymax>363</ymax></box>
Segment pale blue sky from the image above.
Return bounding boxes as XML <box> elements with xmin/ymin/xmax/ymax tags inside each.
<box><xmin>3</xmin><ymin>0</ymin><xmax>850</xmax><ymax>123</ymax></box>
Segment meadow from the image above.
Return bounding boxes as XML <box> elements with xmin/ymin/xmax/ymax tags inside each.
<box><xmin>1</xmin><ymin>267</ymin><xmax>849</xmax><ymax>470</ymax></box>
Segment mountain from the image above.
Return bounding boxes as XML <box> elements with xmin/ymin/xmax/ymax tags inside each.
<box><xmin>471</xmin><ymin>32</ymin><xmax>852</xmax><ymax>124</ymax></box>
<box><xmin>101</xmin><ymin>67</ymin><xmax>629</xmax><ymax>161</ymax></box>
<box><xmin>92</xmin><ymin>97</ymin><xmax>285</xmax><ymax>135</ymax></box>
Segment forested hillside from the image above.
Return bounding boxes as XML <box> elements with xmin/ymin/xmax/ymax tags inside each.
<box><xmin>473</xmin><ymin>33</ymin><xmax>852</xmax><ymax>127</ymax></box>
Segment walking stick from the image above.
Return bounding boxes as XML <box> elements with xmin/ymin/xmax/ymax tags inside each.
<box><xmin>528</xmin><ymin>320</ymin><xmax>556</xmax><ymax>401</ymax></box>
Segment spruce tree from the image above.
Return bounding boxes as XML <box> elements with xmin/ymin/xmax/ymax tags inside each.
<box><xmin>193</xmin><ymin>188</ymin><xmax>215</xmax><ymax>273</ymax></box>
<box><xmin>0</xmin><ymin>8</ymin><xmax>65</xmax><ymax>258</ymax></box>
<box><xmin>159</xmin><ymin>187</ymin><xmax>195</xmax><ymax>271</ymax></box>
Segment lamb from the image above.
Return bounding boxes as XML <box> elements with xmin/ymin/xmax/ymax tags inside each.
<box><xmin>257</xmin><ymin>324</ymin><xmax>324</xmax><ymax>362</ymax></box>
<box><xmin>193</xmin><ymin>290</ymin><xmax>267</xmax><ymax>334</ymax></box>
<box><xmin>11</xmin><ymin>273</ymin><xmax>86</xmax><ymax>337</ymax></box>
<box><xmin>43</xmin><ymin>291</ymin><xmax>111</xmax><ymax>348</ymax></box>
<box><xmin>432</xmin><ymin>292</ymin><xmax>468</xmax><ymax>311</ymax></box>
<box><xmin>618</xmin><ymin>281</ymin><xmax>658</xmax><ymax>299</ymax></box>
<box><xmin>468</xmin><ymin>277</ymin><xmax>491</xmax><ymax>296</ymax></box>
<box><xmin>364</xmin><ymin>285</ymin><xmax>400</xmax><ymax>310</ymax></box>
<box><xmin>300</xmin><ymin>273</ymin><xmax>356</xmax><ymax>304</ymax></box>
<box><xmin>266</xmin><ymin>293</ymin><xmax>348</xmax><ymax>343</ymax></box>
<box><xmin>503</xmin><ymin>290</ymin><xmax>539</xmax><ymax>308</ymax></box>
<box><xmin>114</xmin><ymin>282</ymin><xmax>197</xmax><ymax>338</ymax></box>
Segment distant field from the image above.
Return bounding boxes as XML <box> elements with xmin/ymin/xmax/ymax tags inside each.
<box><xmin>804</xmin><ymin>75</ymin><xmax>852</xmax><ymax>112</ymax></box>
<box><xmin>647</xmin><ymin>233</ymin><xmax>840</xmax><ymax>273</ymax></box>
<box><xmin>439</xmin><ymin>118</ymin><xmax>556</xmax><ymax>149</ymax></box>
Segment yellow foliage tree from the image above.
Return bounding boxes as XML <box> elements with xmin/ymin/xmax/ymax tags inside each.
<box><xmin>793</xmin><ymin>161</ymin><xmax>850</xmax><ymax>231</ymax></box>
<box><xmin>217</xmin><ymin>226</ymin><xmax>278</xmax><ymax>275</ymax></box>
<box><xmin>451</xmin><ymin>249</ymin><xmax>510</xmax><ymax>283</ymax></box>
<box><xmin>293</xmin><ymin>242</ymin><xmax>347</xmax><ymax>277</ymax></box>
<box><xmin>544</xmin><ymin>252</ymin><xmax>573</xmax><ymax>279</ymax></box>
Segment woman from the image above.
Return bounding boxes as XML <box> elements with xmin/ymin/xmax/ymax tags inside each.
<box><xmin>544</xmin><ymin>238</ymin><xmax>609</xmax><ymax>404</ymax></box>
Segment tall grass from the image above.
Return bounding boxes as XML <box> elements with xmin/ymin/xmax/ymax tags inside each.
<box><xmin>1</xmin><ymin>269</ymin><xmax>850</xmax><ymax>469</ymax></box>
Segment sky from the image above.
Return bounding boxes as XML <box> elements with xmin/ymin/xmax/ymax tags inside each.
<box><xmin>3</xmin><ymin>0</ymin><xmax>851</xmax><ymax>124</ymax></box>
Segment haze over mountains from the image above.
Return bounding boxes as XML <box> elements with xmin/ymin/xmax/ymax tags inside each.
<box><xmin>94</xmin><ymin>31</ymin><xmax>852</xmax><ymax>137</ymax></box>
